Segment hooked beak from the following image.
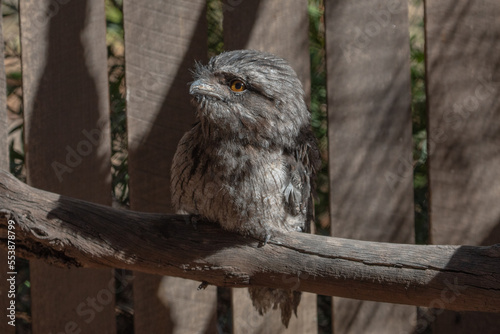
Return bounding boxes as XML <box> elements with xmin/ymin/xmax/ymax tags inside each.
<box><xmin>189</xmin><ymin>79</ymin><xmax>223</xmax><ymax>100</ymax></box>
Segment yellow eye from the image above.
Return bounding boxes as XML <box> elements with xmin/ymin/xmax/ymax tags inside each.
<box><xmin>230</xmin><ymin>80</ymin><xmax>246</xmax><ymax>92</ymax></box>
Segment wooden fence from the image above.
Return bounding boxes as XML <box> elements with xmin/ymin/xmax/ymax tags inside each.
<box><xmin>0</xmin><ymin>0</ymin><xmax>499</xmax><ymax>333</ymax></box>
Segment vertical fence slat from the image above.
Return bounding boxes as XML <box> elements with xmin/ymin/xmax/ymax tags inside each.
<box><xmin>223</xmin><ymin>1</ymin><xmax>317</xmax><ymax>333</ymax></box>
<box><xmin>425</xmin><ymin>0</ymin><xmax>500</xmax><ymax>331</ymax></box>
<box><xmin>20</xmin><ymin>0</ymin><xmax>115</xmax><ymax>333</ymax></box>
<box><xmin>223</xmin><ymin>0</ymin><xmax>311</xmax><ymax>100</ymax></box>
<box><xmin>325</xmin><ymin>1</ymin><xmax>416</xmax><ymax>332</ymax></box>
<box><xmin>122</xmin><ymin>1</ymin><xmax>217</xmax><ymax>333</ymax></box>
<box><xmin>0</xmin><ymin>9</ymin><xmax>15</xmax><ymax>333</ymax></box>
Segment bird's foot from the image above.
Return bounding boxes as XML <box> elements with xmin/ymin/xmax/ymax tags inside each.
<box><xmin>197</xmin><ymin>281</ymin><xmax>209</xmax><ymax>290</ymax></box>
<box><xmin>258</xmin><ymin>234</ymin><xmax>271</xmax><ymax>248</ymax></box>
<box><xmin>187</xmin><ymin>214</ymin><xmax>203</xmax><ymax>230</ymax></box>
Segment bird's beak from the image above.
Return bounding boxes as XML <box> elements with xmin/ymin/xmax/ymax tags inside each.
<box><xmin>189</xmin><ymin>79</ymin><xmax>222</xmax><ymax>100</ymax></box>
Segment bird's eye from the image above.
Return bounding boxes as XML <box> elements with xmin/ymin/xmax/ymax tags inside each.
<box><xmin>230</xmin><ymin>79</ymin><xmax>246</xmax><ymax>92</ymax></box>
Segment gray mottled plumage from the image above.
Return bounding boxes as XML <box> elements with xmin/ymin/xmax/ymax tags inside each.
<box><xmin>171</xmin><ymin>50</ymin><xmax>320</xmax><ymax>327</ymax></box>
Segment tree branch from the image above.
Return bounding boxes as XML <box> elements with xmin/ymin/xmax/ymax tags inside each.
<box><xmin>0</xmin><ymin>170</ymin><xmax>499</xmax><ymax>312</ymax></box>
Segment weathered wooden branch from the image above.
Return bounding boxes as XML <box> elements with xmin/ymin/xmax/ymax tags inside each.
<box><xmin>0</xmin><ymin>170</ymin><xmax>499</xmax><ymax>312</ymax></box>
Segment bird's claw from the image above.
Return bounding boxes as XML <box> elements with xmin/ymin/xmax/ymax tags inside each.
<box><xmin>187</xmin><ymin>214</ymin><xmax>202</xmax><ymax>230</ymax></box>
<box><xmin>258</xmin><ymin>234</ymin><xmax>271</xmax><ymax>247</ymax></box>
<box><xmin>197</xmin><ymin>281</ymin><xmax>209</xmax><ymax>290</ymax></box>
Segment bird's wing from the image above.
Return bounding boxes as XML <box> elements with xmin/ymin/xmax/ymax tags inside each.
<box><xmin>283</xmin><ymin>126</ymin><xmax>321</xmax><ymax>233</ymax></box>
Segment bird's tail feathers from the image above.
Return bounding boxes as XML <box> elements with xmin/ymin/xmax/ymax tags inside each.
<box><xmin>248</xmin><ymin>286</ymin><xmax>301</xmax><ymax>328</ymax></box>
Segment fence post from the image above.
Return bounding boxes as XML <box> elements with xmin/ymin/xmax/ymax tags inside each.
<box><xmin>325</xmin><ymin>1</ymin><xmax>416</xmax><ymax>332</ymax></box>
<box><xmin>425</xmin><ymin>0</ymin><xmax>500</xmax><ymax>331</ymax></box>
<box><xmin>20</xmin><ymin>0</ymin><xmax>115</xmax><ymax>332</ymax></box>
<box><xmin>122</xmin><ymin>1</ymin><xmax>218</xmax><ymax>333</ymax></box>
<box><xmin>223</xmin><ymin>1</ymin><xmax>318</xmax><ymax>332</ymax></box>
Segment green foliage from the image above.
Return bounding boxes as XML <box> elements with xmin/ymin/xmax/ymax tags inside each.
<box><xmin>109</xmin><ymin>71</ymin><xmax>129</xmax><ymax>205</ymax></box>
<box><xmin>207</xmin><ymin>0</ymin><xmax>224</xmax><ymax>57</ymax></box>
<box><xmin>308</xmin><ymin>1</ymin><xmax>330</xmax><ymax>237</ymax></box>
<box><xmin>307</xmin><ymin>2</ymin><xmax>333</xmax><ymax>333</ymax></box>
<box><xmin>9</xmin><ymin>124</ymin><xmax>24</xmax><ymax>181</ymax></box>
<box><xmin>106</xmin><ymin>0</ymin><xmax>123</xmax><ymax>25</ymax></box>
<box><xmin>105</xmin><ymin>0</ymin><xmax>129</xmax><ymax>206</ymax></box>
<box><xmin>409</xmin><ymin>2</ymin><xmax>429</xmax><ymax>244</ymax></box>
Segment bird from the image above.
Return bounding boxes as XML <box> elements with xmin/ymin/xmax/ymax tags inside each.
<box><xmin>170</xmin><ymin>49</ymin><xmax>321</xmax><ymax>327</ymax></box>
